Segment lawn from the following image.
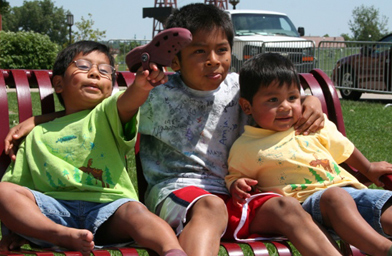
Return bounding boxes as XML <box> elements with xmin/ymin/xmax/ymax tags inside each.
<box><xmin>3</xmin><ymin>90</ymin><xmax>392</xmax><ymax>255</ymax></box>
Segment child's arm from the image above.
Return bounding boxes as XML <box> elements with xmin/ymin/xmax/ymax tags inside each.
<box><xmin>116</xmin><ymin>63</ymin><xmax>167</xmax><ymax>124</ymax></box>
<box><xmin>295</xmin><ymin>95</ymin><xmax>325</xmax><ymax>135</ymax></box>
<box><xmin>229</xmin><ymin>178</ymin><xmax>258</xmax><ymax>207</ymax></box>
<box><xmin>5</xmin><ymin>111</ymin><xmax>65</xmax><ymax>160</ymax></box>
<box><xmin>344</xmin><ymin>147</ymin><xmax>392</xmax><ymax>187</ymax></box>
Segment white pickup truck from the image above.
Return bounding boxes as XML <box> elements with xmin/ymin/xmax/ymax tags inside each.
<box><xmin>225</xmin><ymin>9</ymin><xmax>315</xmax><ymax>73</ymax></box>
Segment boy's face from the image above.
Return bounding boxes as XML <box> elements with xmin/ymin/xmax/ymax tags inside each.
<box><xmin>171</xmin><ymin>27</ymin><xmax>231</xmax><ymax>91</ymax></box>
<box><xmin>240</xmin><ymin>81</ymin><xmax>302</xmax><ymax>132</ymax></box>
<box><xmin>53</xmin><ymin>51</ymin><xmax>113</xmax><ymax>115</ymax></box>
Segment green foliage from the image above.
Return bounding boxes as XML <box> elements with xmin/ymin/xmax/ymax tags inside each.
<box><xmin>340</xmin><ymin>33</ymin><xmax>352</xmax><ymax>41</ymax></box>
<box><xmin>0</xmin><ymin>31</ymin><xmax>59</xmax><ymax>69</ymax></box>
<box><xmin>73</xmin><ymin>13</ymin><xmax>106</xmax><ymax>42</ymax></box>
<box><xmin>2</xmin><ymin>0</ymin><xmax>69</xmax><ymax>45</ymax></box>
<box><xmin>108</xmin><ymin>40</ymin><xmax>143</xmax><ymax>71</ymax></box>
<box><xmin>348</xmin><ymin>5</ymin><xmax>389</xmax><ymax>41</ymax></box>
<box><xmin>0</xmin><ymin>0</ymin><xmax>10</xmax><ymax>15</ymax></box>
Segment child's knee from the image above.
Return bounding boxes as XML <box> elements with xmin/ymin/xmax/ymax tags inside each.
<box><xmin>320</xmin><ymin>187</ymin><xmax>351</xmax><ymax>207</ymax></box>
<box><xmin>267</xmin><ymin>196</ymin><xmax>304</xmax><ymax>216</ymax></box>
<box><xmin>0</xmin><ymin>182</ymin><xmax>25</xmax><ymax>200</ymax></box>
<box><xmin>191</xmin><ymin>196</ymin><xmax>228</xmax><ymax>222</ymax></box>
<box><xmin>120</xmin><ymin>201</ymin><xmax>150</xmax><ymax>217</ymax></box>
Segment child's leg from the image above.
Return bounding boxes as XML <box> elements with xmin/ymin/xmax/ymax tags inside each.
<box><xmin>95</xmin><ymin>201</ymin><xmax>186</xmax><ymax>256</ymax></box>
<box><xmin>178</xmin><ymin>196</ymin><xmax>227</xmax><ymax>256</ymax></box>
<box><xmin>380</xmin><ymin>200</ymin><xmax>392</xmax><ymax>235</ymax></box>
<box><xmin>319</xmin><ymin>187</ymin><xmax>392</xmax><ymax>256</ymax></box>
<box><xmin>250</xmin><ymin>196</ymin><xmax>341</xmax><ymax>256</ymax></box>
<box><xmin>0</xmin><ymin>182</ymin><xmax>94</xmax><ymax>255</ymax></box>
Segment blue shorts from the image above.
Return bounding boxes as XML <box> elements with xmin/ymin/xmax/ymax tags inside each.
<box><xmin>302</xmin><ymin>187</ymin><xmax>392</xmax><ymax>238</ymax></box>
<box><xmin>19</xmin><ymin>189</ymin><xmax>137</xmax><ymax>248</ymax></box>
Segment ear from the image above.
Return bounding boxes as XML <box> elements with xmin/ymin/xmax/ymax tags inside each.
<box><xmin>52</xmin><ymin>75</ymin><xmax>63</xmax><ymax>94</ymax></box>
<box><xmin>239</xmin><ymin>97</ymin><xmax>252</xmax><ymax>115</ymax></box>
<box><xmin>171</xmin><ymin>55</ymin><xmax>181</xmax><ymax>71</ymax></box>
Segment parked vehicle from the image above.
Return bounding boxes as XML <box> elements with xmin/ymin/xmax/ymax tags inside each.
<box><xmin>225</xmin><ymin>9</ymin><xmax>316</xmax><ymax>73</ymax></box>
<box><xmin>331</xmin><ymin>34</ymin><xmax>392</xmax><ymax>100</ymax></box>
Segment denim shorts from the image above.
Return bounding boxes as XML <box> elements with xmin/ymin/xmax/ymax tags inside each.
<box><xmin>18</xmin><ymin>189</ymin><xmax>138</xmax><ymax>248</ymax></box>
<box><xmin>302</xmin><ymin>187</ymin><xmax>392</xmax><ymax>238</ymax></box>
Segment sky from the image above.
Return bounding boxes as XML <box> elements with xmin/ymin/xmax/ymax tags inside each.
<box><xmin>9</xmin><ymin>0</ymin><xmax>392</xmax><ymax>41</ymax></box>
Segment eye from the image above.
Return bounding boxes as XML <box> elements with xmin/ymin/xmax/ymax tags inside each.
<box><xmin>75</xmin><ymin>60</ymin><xmax>91</xmax><ymax>70</ymax></box>
<box><xmin>218</xmin><ymin>47</ymin><xmax>229</xmax><ymax>54</ymax></box>
<box><xmin>99</xmin><ymin>68</ymin><xmax>110</xmax><ymax>74</ymax></box>
<box><xmin>268</xmin><ymin>97</ymin><xmax>278</xmax><ymax>102</ymax></box>
<box><xmin>194</xmin><ymin>49</ymin><xmax>205</xmax><ymax>54</ymax></box>
<box><xmin>99</xmin><ymin>64</ymin><xmax>114</xmax><ymax>75</ymax></box>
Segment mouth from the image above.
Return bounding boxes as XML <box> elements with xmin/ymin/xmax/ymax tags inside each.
<box><xmin>83</xmin><ymin>83</ymin><xmax>101</xmax><ymax>92</ymax></box>
<box><xmin>276</xmin><ymin>116</ymin><xmax>293</xmax><ymax>122</ymax></box>
<box><xmin>206</xmin><ymin>72</ymin><xmax>222</xmax><ymax>80</ymax></box>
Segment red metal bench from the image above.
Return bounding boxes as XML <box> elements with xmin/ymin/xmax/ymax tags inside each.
<box><xmin>0</xmin><ymin>68</ymin><xmax>385</xmax><ymax>256</ymax></box>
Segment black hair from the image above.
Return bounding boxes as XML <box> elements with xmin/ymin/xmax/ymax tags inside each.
<box><xmin>165</xmin><ymin>3</ymin><xmax>234</xmax><ymax>50</ymax></box>
<box><xmin>52</xmin><ymin>41</ymin><xmax>115</xmax><ymax>106</ymax></box>
<box><xmin>239</xmin><ymin>53</ymin><xmax>301</xmax><ymax>104</ymax></box>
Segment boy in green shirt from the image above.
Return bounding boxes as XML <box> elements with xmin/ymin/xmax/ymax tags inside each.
<box><xmin>0</xmin><ymin>41</ymin><xmax>186</xmax><ymax>256</ymax></box>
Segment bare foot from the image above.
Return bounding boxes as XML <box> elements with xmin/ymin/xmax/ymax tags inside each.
<box><xmin>55</xmin><ymin>228</ymin><xmax>94</xmax><ymax>256</ymax></box>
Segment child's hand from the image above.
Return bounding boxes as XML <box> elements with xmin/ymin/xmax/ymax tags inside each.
<box><xmin>229</xmin><ymin>178</ymin><xmax>258</xmax><ymax>208</ymax></box>
<box><xmin>365</xmin><ymin>161</ymin><xmax>392</xmax><ymax>187</ymax></box>
<box><xmin>295</xmin><ymin>95</ymin><xmax>325</xmax><ymax>135</ymax></box>
<box><xmin>134</xmin><ymin>62</ymin><xmax>168</xmax><ymax>90</ymax></box>
<box><xmin>5</xmin><ymin>119</ymin><xmax>35</xmax><ymax>161</ymax></box>
<box><xmin>0</xmin><ymin>230</ymin><xmax>27</xmax><ymax>250</ymax></box>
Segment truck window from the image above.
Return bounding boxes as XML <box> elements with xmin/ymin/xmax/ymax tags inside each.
<box><xmin>231</xmin><ymin>13</ymin><xmax>299</xmax><ymax>37</ymax></box>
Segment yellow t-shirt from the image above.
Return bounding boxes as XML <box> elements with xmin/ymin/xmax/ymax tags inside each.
<box><xmin>226</xmin><ymin>116</ymin><xmax>366</xmax><ymax>203</ymax></box>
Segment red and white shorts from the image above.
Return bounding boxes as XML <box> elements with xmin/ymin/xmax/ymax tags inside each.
<box><xmin>156</xmin><ymin>186</ymin><xmax>282</xmax><ymax>241</ymax></box>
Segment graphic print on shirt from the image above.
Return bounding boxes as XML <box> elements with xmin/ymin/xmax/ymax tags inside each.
<box><xmin>43</xmin><ymin>133</ymin><xmax>113</xmax><ymax>189</ymax></box>
<box><xmin>309</xmin><ymin>154</ymin><xmax>333</xmax><ymax>173</ymax></box>
<box><xmin>79</xmin><ymin>158</ymin><xmax>109</xmax><ymax>188</ymax></box>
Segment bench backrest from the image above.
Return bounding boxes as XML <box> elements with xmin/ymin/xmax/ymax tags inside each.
<box><xmin>0</xmin><ymin>68</ymin><xmax>374</xmax><ymax>196</ymax></box>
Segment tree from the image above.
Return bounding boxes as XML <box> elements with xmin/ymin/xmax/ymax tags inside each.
<box><xmin>2</xmin><ymin>0</ymin><xmax>69</xmax><ymax>45</ymax></box>
<box><xmin>0</xmin><ymin>0</ymin><xmax>10</xmax><ymax>15</ymax></box>
<box><xmin>348</xmin><ymin>5</ymin><xmax>389</xmax><ymax>41</ymax></box>
<box><xmin>72</xmin><ymin>13</ymin><xmax>106</xmax><ymax>42</ymax></box>
<box><xmin>0</xmin><ymin>31</ymin><xmax>59</xmax><ymax>69</ymax></box>
<box><xmin>340</xmin><ymin>33</ymin><xmax>352</xmax><ymax>41</ymax></box>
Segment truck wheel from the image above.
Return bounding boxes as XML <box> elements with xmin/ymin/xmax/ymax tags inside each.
<box><xmin>339</xmin><ymin>69</ymin><xmax>362</xmax><ymax>101</ymax></box>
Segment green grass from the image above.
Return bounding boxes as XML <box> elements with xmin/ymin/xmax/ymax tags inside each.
<box><xmin>3</xmin><ymin>91</ymin><xmax>392</xmax><ymax>255</ymax></box>
<box><xmin>340</xmin><ymin>98</ymin><xmax>392</xmax><ymax>164</ymax></box>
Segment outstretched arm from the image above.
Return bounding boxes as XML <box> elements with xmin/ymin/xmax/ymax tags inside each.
<box><xmin>117</xmin><ymin>63</ymin><xmax>167</xmax><ymax>124</ymax></box>
<box><xmin>295</xmin><ymin>95</ymin><xmax>325</xmax><ymax>135</ymax></box>
<box><xmin>345</xmin><ymin>147</ymin><xmax>392</xmax><ymax>187</ymax></box>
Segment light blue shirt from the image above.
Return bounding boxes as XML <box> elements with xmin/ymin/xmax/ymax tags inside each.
<box><xmin>139</xmin><ymin>72</ymin><xmax>251</xmax><ymax>211</ymax></box>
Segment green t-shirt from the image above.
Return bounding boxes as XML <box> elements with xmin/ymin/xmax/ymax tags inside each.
<box><xmin>2</xmin><ymin>91</ymin><xmax>139</xmax><ymax>203</ymax></box>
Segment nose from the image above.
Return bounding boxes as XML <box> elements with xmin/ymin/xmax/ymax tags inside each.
<box><xmin>88</xmin><ymin>64</ymin><xmax>100</xmax><ymax>78</ymax></box>
<box><xmin>278</xmin><ymin>100</ymin><xmax>291</xmax><ymax>111</ymax></box>
<box><xmin>206</xmin><ymin>51</ymin><xmax>221</xmax><ymax>67</ymax></box>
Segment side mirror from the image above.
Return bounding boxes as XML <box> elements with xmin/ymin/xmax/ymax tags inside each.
<box><xmin>298</xmin><ymin>27</ymin><xmax>305</xmax><ymax>36</ymax></box>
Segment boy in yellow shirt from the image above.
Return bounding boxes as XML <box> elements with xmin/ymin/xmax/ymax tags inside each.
<box><xmin>227</xmin><ymin>52</ymin><xmax>392</xmax><ymax>256</ymax></box>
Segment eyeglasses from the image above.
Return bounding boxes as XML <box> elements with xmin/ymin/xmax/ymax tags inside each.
<box><xmin>73</xmin><ymin>59</ymin><xmax>115</xmax><ymax>77</ymax></box>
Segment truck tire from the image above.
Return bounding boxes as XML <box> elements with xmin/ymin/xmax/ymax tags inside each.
<box><xmin>339</xmin><ymin>68</ymin><xmax>362</xmax><ymax>101</ymax></box>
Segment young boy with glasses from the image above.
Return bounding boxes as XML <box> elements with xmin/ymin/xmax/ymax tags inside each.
<box><xmin>0</xmin><ymin>41</ymin><xmax>186</xmax><ymax>256</ymax></box>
